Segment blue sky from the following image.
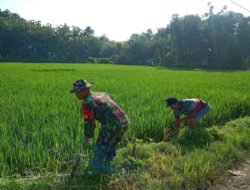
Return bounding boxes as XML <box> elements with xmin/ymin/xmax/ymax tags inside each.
<box><xmin>0</xmin><ymin>0</ymin><xmax>249</xmax><ymax>41</ymax></box>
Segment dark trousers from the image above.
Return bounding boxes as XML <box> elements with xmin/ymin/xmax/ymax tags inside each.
<box><xmin>91</xmin><ymin>126</ymin><xmax>127</xmax><ymax>172</ymax></box>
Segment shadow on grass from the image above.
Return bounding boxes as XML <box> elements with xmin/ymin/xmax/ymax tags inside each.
<box><xmin>56</xmin><ymin>171</ymin><xmax>111</xmax><ymax>190</ymax></box>
<box><xmin>156</xmin><ymin>66</ymin><xmax>245</xmax><ymax>72</ymax></box>
<box><xmin>30</xmin><ymin>69</ymin><xmax>76</xmax><ymax>72</ymax></box>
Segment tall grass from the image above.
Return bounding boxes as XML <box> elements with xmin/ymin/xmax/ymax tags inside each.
<box><xmin>0</xmin><ymin>62</ymin><xmax>250</xmax><ymax>176</ymax></box>
<box><xmin>110</xmin><ymin>117</ymin><xmax>250</xmax><ymax>190</ymax></box>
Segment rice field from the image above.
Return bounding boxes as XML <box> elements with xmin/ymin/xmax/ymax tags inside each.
<box><xmin>0</xmin><ymin>62</ymin><xmax>250</xmax><ymax>176</ymax></box>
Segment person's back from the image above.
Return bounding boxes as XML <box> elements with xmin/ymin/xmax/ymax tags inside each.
<box><xmin>82</xmin><ymin>92</ymin><xmax>129</xmax><ymax>127</ymax></box>
<box><xmin>174</xmin><ymin>98</ymin><xmax>208</xmax><ymax>117</ymax></box>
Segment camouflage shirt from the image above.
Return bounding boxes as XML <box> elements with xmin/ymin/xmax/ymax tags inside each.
<box><xmin>82</xmin><ymin>92</ymin><xmax>130</xmax><ymax>138</ymax></box>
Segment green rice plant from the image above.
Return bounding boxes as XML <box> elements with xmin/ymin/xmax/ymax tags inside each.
<box><xmin>0</xmin><ymin>62</ymin><xmax>250</xmax><ymax>177</ymax></box>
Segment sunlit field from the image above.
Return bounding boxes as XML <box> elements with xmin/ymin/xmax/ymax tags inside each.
<box><xmin>0</xmin><ymin>62</ymin><xmax>250</xmax><ymax>176</ymax></box>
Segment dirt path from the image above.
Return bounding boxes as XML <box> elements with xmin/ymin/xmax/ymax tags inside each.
<box><xmin>211</xmin><ymin>158</ymin><xmax>250</xmax><ymax>190</ymax></box>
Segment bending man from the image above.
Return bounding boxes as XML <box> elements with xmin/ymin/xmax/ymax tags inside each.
<box><xmin>166</xmin><ymin>97</ymin><xmax>211</xmax><ymax>135</ymax></box>
<box><xmin>70</xmin><ymin>79</ymin><xmax>130</xmax><ymax>172</ymax></box>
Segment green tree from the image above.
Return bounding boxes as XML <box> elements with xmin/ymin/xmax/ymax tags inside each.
<box><xmin>83</xmin><ymin>26</ymin><xmax>94</xmax><ymax>37</ymax></box>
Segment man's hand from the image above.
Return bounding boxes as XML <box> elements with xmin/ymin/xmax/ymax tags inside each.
<box><xmin>84</xmin><ymin>137</ymin><xmax>90</xmax><ymax>143</ymax></box>
<box><xmin>173</xmin><ymin>120</ymin><xmax>181</xmax><ymax>126</ymax></box>
<box><xmin>173</xmin><ymin>119</ymin><xmax>181</xmax><ymax>136</ymax></box>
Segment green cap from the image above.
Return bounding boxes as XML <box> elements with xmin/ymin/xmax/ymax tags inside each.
<box><xmin>70</xmin><ymin>79</ymin><xmax>94</xmax><ymax>93</ymax></box>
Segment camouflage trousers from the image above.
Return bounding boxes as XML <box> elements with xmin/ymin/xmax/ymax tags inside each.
<box><xmin>96</xmin><ymin>124</ymin><xmax>128</xmax><ymax>148</ymax></box>
<box><xmin>91</xmin><ymin>125</ymin><xmax>128</xmax><ymax>172</ymax></box>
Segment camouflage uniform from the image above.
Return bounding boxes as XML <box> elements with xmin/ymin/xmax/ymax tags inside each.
<box><xmin>82</xmin><ymin>92</ymin><xmax>129</xmax><ymax>147</ymax></box>
<box><xmin>70</xmin><ymin>79</ymin><xmax>129</xmax><ymax>172</ymax></box>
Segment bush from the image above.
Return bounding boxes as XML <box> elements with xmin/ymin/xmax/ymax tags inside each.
<box><xmin>97</xmin><ymin>58</ymin><xmax>113</xmax><ymax>64</ymax></box>
<box><xmin>84</xmin><ymin>57</ymin><xmax>96</xmax><ymax>63</ymax></box>
<box><xmin>178</xmin><ymin>127</ymin><xmax>213</xmax><ymax>152</ymax></box>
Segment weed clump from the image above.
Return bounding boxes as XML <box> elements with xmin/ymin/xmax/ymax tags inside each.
<box><xmin>177</xmin><ymin>126</ymin><xmax>223</xmax><ymax>153</ymax></box>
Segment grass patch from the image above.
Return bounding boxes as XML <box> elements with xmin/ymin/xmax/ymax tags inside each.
<box><xmin>1</xmin><ymin>116</ymin><xmax>249</xmax><ymax>189</ymax></box>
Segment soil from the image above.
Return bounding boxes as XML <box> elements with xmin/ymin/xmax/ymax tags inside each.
<box><xmin>210</xmin><ymin>158</ymin><xmax>250</xmax><ymax>190</ymax></box>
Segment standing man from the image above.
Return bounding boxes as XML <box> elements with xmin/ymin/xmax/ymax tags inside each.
<box><xmin>70</xmin><ymin>79</ymin><xmax>130</xmax><ymax>172</ymax></box>
<box><xmin>166</xmin><ymin>97</ymin><xmax>211</xmax><ymax>135</ymax></box>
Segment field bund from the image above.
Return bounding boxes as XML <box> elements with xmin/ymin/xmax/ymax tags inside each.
<box><xmin>0</xmin><ymin>62</ymin><xmax>250</xmax><ymax>178</ymax></box>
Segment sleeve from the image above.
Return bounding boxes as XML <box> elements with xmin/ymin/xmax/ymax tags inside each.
<box><xmin>82</xmin><ymin>103</ymin><xmax>96</xmax><ymax>138</ymax></box>
<box><xmin>174</xmin><ymin>111</ymin><xmax>180</xmax><ymax>119</ymax></box>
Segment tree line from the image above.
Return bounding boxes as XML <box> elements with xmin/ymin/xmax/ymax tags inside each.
<box><xmin>0</xmin><ymin>6</ymin><xmax>250</xmax><ymax>69</ymax></box>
